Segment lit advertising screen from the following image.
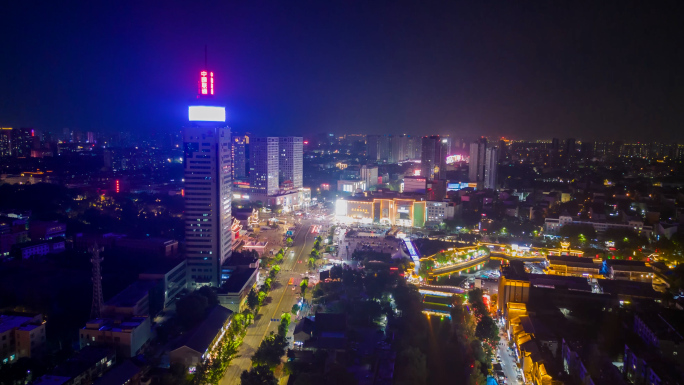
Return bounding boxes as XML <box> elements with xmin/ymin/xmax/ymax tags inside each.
<box><xmin>189</xmin><ymin>106</ymin><xmax>226</xmax><ymax>122</ymax></box>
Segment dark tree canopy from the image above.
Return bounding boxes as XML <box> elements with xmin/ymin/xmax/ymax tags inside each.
<box><xmin>175</xmin><ymin>293</ymin><xmax>208</xmax><ymax>329</ymax></box>
<box><xmin>240</xmin><ymin>365</ymin><xmax>277</xmax><ymax>385</ymax></box>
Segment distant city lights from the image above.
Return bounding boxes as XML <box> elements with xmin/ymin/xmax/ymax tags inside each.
<box><xmin>446</xmin><ymin>154</ymin><xmax>464</xmax><ymax>164</ymax></box>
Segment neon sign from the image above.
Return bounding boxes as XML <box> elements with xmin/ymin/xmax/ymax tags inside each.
<box><xmin>199</xmin><ymin>71</ymin><xmax>214</xmax><ymax>96</ymax></box>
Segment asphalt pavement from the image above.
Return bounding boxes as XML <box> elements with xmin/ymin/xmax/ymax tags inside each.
<box><xmin>496</xmin><ymin>331</ymin><xmax>521</xmax><ymax>385</ymax></box>
<box><xmin>220</xmin><ymin>219</ymin><xmax>316</xmax><ymax>385</ymax></box>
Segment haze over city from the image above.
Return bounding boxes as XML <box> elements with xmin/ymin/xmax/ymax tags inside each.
<box><xmin>2</xmin><ymin>2</ymin><xmax>684</xmax><ymax>385</ymax></box>
<box><xmin>2</xmin><ymin>1</ymin><xmax>683</xmax><ymax>140</ymax></box>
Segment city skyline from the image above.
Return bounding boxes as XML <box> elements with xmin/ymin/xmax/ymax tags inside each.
<box><xmin>2</xmin><ymin>3</ymin><xmax>684</xmax><ymax>385</ymax></box>
<box><xmin>1</xmin><ymin>1</ymin><xmax>683</xmax><ymax>141</ymax></box>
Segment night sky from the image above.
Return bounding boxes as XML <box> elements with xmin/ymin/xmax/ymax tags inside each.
<box><xmin>1</xmin><ymin>1</ymin><xmax>683</xmax><ymax>141</ymax></box>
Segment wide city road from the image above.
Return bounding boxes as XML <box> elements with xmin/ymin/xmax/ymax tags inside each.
<box><xmin>221</xmin><ymin>219</ymin><xmax>317</xmax><ymax>385</ymax></box>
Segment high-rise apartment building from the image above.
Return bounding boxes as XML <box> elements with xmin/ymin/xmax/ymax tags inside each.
<box><xmin>366</xmin><ymin>135</ymin><xmax>380</xmax><ymax>161</ymax></box>
<box><xmin>279</xmin><ymin>137</ymin><xmax>303</xmax><ymax>189</ymax></box>
<box><xmin>484</xmin><ymin>147</ymin><xmax>499</xmax><ymax>190</ymax></box>
<box><xmin>469</xmin><ymin>138</ymin><xmax>487</xmax><ymax>184</ymax></box>
<box><xmin>250</xmin><ymin>137</ymin><xmax>279</xmax><ymax>196</ymax></box>
<box><xmin>564</xmin><ymin>138</ymin><xmax>576</xmax><ymax>165</ymax></box>
<box><xmin>0</xmin><ymin>128</ymin><xmax>11</xmax><ymax>157</ymax></box>
<box><xmin>184</xmin><ymin>69</ymin><xmax>232</xmax><ymax>287</ymax></box>
<box><xmin>231</xmin><ymin>134</ymin><xmax>247</xmax><ymax>179</ymax></box>
<box><xmin>421</xmin><ymin>136</ymin><xmax>447</xmax><ymax>180</ymax></box>
<box><xmin>407</xmin><ymin>136</ymin><xmax>422</xmax><ymax>160</ymax></box>
<box><xmin>360</xmin><ymin>165</ymin><xmax>379</xmax><ymax>188</ymax></box>
<box><xmin>389</xmin><ymin>135</ymin><xmax>407</xmax><ymax>163</ymax></box>
<box><xmin>366</xmin><ymin>135</ymin><xmax>390</xmax><ymax>163</ymax></box>
<box><xmin>12</xmin><ymin>128</ymin><xmax>35</xmax><ymax>157</ymax></box>
<box><xmin>441</xmin><ymin>137</ymin><xmax>453</xmax><ymax>155</ymax></box>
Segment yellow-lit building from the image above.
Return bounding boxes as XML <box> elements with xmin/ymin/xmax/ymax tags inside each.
<box><xmin>507</xmin><ymin>303</ymin><xmax>564</xmax><ymax>385</ymax></box>
<box><xmin>546</xmin><ymin>255</ymin><xmax>603</xmax><ymax>278</ymax></box>
<box><xmin>336</xmin><ymin>195</ymin><xmax>426</xmax><ymax>227</ymax></box>
<box><xmin>498</xmin><ymin>263</ymin><xmax>531</xmax><ymax>313</ymax></box>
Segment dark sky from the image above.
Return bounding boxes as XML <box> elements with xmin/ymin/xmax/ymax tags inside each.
<box><xmin>1</xmin><ymin>1</ymin><xmax>683</xmax><ymax>141</ymax></box>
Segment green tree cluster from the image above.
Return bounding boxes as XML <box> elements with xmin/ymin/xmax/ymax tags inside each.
<box><xmin>300</xmin><ymin>277</ymin><xmax>309</xmax><ymax>298</ymax></box>
<box><xmin>194</xmin><ymin>312</ymin><xmax>251</xmax><ymax>384</ymax></box>
<box><xmin>278</xmin><ymin>312</ymin><xmax>291</xmax><ymax>337</ymax></box>
<box><xmin>251</xmin><ymin>332</ymin><xmax>288</xmax><ymax>369</ymax></box>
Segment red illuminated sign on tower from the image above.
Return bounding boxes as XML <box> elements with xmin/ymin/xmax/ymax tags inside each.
<box><xmin>115</xmin><ymin>180</ymin><xmax>120</xmax><ymax>193</ymax></box>
<box><xmin>198</xmin><ymin>71</ymin><xmax>214</xmax><ymax>97</ymax></box>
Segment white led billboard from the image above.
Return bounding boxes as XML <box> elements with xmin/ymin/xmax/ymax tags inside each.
<box><xmin>188</xmin><ymin>106</ymin><xmax>226</xmax><ymax>122</ymax></box>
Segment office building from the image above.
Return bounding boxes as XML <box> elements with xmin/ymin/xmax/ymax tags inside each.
<box><xmin>79</xmin><ymin>317</ymin><xmax>150</xmax><ymax>358</ymax></box>
<box><xmin>184</xmin><ymin>69</ymin><xmax>233</xmax><ymax>287</ymax></box>
<box><xmin>425</xmin><ymin>201</ymin><xmax>455</xmax><ymax>224</ymax></box>
<box><xmin>279</xmin><ymin>137</ymin><xmax>303</xmax><ymax>189</ymax></box>
<box><xmin>469</xmin><ymin>138</ymin><xmax>487</xmax><ymax>184</ymax></box>
<box><xmin>249</xmin><ymin>137</ymin><xmax>279</xmax><ymax>196</ymax></box>
<box><xmin>139</xmin><ymin>258</ymin><xmax>187</xmax><ymax>308</ymax></box>
<box><xmin>421</xmin><ymin>136</ymin><xmax>447</xmax><ymax>180</ymax></box>
<box><xmin>231</xmin><ymin>134</ymin><xmax>247</xmax><ymax>179</ymax></box>
<box><xmin>0</xmin><ymin>313</ymin><xmax>46</xmax><ymax>364</ymax></box>
<box><xmin>484</xmin><ymin>147</ymin><xmax>498</xmax><ymax>190</ymax></box>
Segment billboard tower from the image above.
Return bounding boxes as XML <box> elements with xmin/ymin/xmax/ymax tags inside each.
<box><xmin>184</xmin><ymin>60</ymin><xmax>233</xmax><ymax>287</ymax></box>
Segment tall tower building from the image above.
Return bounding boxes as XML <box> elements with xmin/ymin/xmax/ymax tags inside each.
<box><xmin>184</xmin><ymin>69</ymin><xmax>232</xmax><ymax>287</ymax></box>
<box><xmin>231</xmin><ymin>134</ymin><xmax>247</xmax><ymax>179</ymax></box>
<box><xmin>468</xmin><ymin>138</ymin><xmax>487</xmax><ymax>184</ymax></box>
<box><xmin>279</xmin><ymin>137</ymin><xmax>303</xmax><ymax>189</ymax></box>
<box><xmin>250</xmin><ymin>137</ymin><xmax>279</xmax><ymax>196</ymax></box>
<box><xmin>484</xmin><ymin>147</ymin><xmax>499</xmax><ymax>190</ymax></box>
<box><xmin>421</xmin><ymin>136</ymin><xmax>447</xmax><ymax>180</ymax></box>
